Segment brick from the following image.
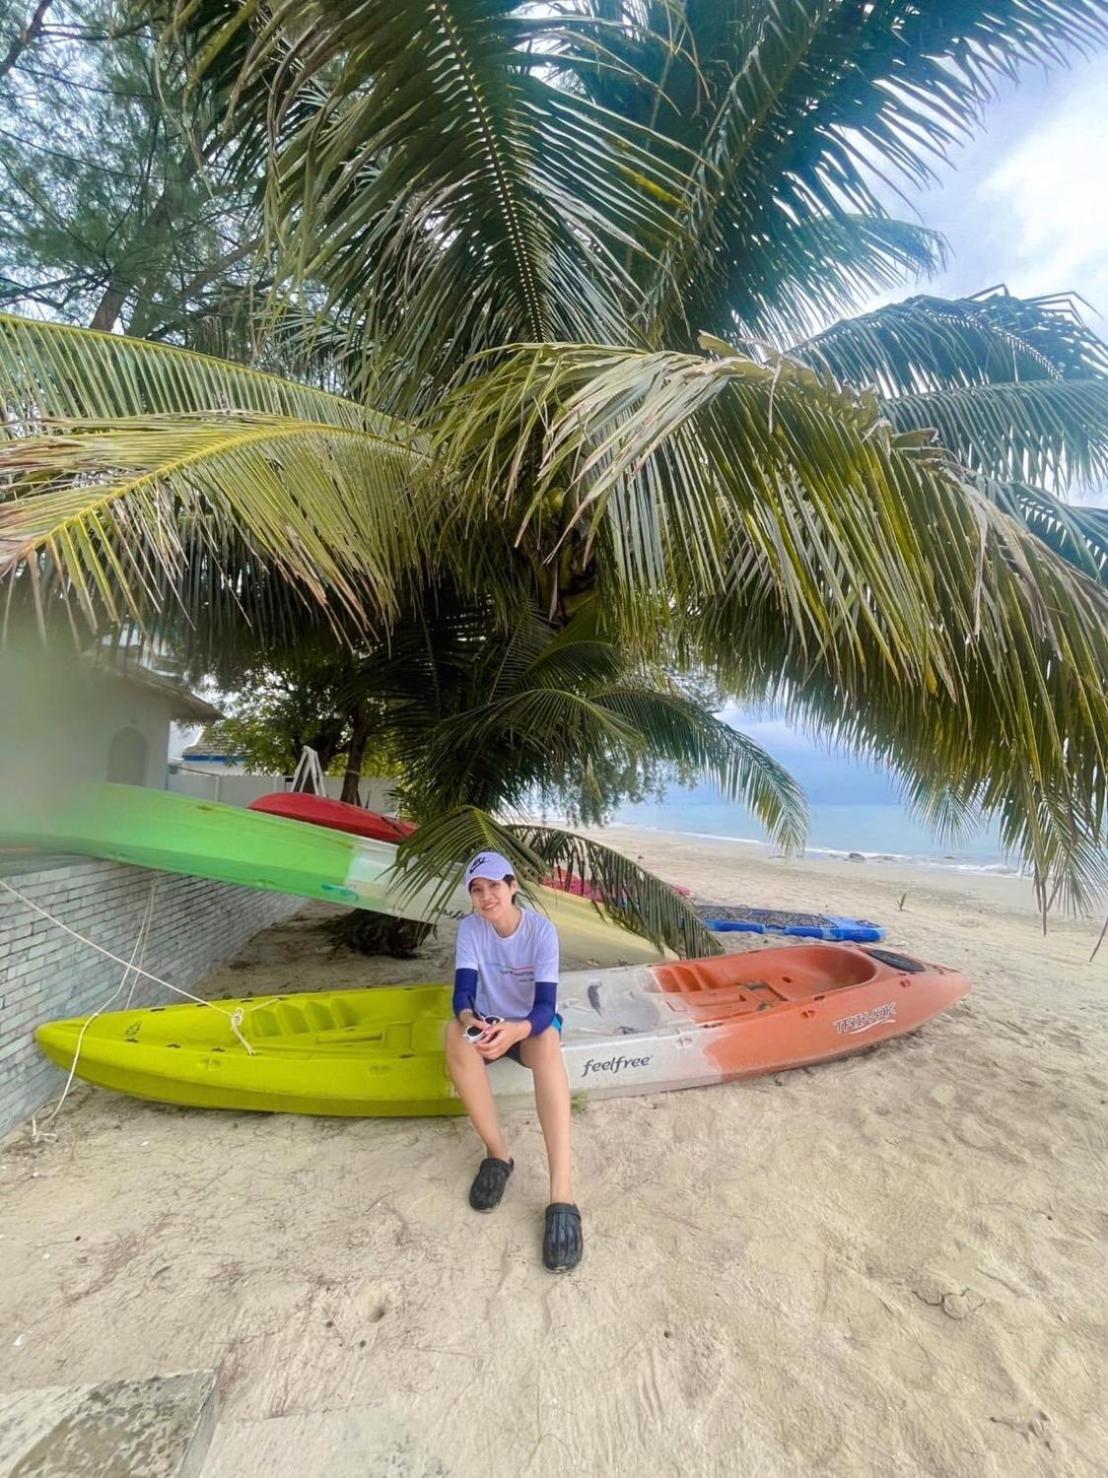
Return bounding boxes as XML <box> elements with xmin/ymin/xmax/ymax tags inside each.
<box><xmin>1</xmin><ymin>860</ymin><xmax>299</xmax><ymax>1134</ymax></box>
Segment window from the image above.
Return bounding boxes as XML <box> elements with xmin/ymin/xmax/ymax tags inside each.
<box><xmin>107</xmin><ymin>726</ymin><xmax>149</xmax><ymax>786</ymax></box>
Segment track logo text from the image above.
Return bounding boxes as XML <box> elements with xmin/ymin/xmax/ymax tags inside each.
<box><xmin>833</xmin><ymin>1002</ymin><xmax>896</xmax><ymax>1035</ymax></box>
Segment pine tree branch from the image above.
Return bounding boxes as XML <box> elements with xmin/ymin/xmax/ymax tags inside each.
<box><xmin>0</xmin><ymin>0</ymin><xmax>55</xmax><ymax>85</ymax></box>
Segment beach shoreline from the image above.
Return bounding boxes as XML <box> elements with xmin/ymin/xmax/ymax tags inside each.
<box><xmin>579</xmin><ymin>821</ymin><xmax>1055</xmax><ymax>932</ymax></box>
<box><xmin>603</xmin><ymin>816</ymin><xmax>1023</xmax><ymax>876</ymax></box>
<box><xmin>2</xmin><ymin>823</ymin><xmax>1106</xmax><ymax>1476</ymax></box>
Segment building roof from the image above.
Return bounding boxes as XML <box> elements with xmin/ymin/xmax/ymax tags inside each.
<box><xmin>181</xmin><ymin>726</ymin><xmax>242</xmax><ymax>760</ymax></box>
<box><xmin>82</xmin><ymin>655</ymin><xmax>224</xmax><ymax>724</ymax></box>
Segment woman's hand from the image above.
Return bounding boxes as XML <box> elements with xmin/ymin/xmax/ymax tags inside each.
<box><xmin>475</xmin><ymin>1019</ymin><xmax>531</xmax><ymax>1061</ymax></box>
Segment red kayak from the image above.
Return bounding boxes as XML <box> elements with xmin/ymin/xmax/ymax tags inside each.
<box><xmin>249</xmin><ymin>798</ymin><xmax>692</xmax><ymax>899</ymax></box>
<box><xmin>248</xmin><ymin>792</ymin><xmax>416</xmax><ymax>844</ymax></box>
<box><xmin>547</xmin><ymin>866</ymin><xmax>692</xmax><ymax>901</ymax></box>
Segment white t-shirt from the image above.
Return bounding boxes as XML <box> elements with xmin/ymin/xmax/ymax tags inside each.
<box><xmin>455</xmin><ymin>909</ymin><xmax>560</xmax><ymax>1020</ymax></box>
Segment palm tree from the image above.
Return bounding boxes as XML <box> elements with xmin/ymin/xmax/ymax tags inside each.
<box><xmin>206</xmin><ymin>587</ymin><xmax>806</xmax><ymax>953</ymax></box>
<box><xmin>336</xmin><ymin>591</ymin><xmax>808</xmax><ymax>952</ymax></box>
<box><xmin>4</xmin><ymin>0</ymin><xmax>1108</xmax><ymax>920</ymax></box>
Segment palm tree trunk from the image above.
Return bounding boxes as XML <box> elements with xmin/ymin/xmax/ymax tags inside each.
<box><xmin>340</xmin><ymin>708</ymin><xmax>371</xmax><ymax>805</ymax></box>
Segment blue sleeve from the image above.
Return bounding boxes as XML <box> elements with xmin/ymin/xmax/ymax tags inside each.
<box><xmin>453</xmin><ymin>968</ymin><xmax>478</xmax><ymax>1018</ymax></box>
<box><xmin>527</xmin><ymin>980</ymin><xmax>557</xmax><ymax>1036</ymax></box>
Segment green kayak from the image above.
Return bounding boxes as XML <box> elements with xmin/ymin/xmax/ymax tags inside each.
<box><xmin>0</xmin><ymin>783</ymin><xmax>666</xmax><ymax>965</ymax></box>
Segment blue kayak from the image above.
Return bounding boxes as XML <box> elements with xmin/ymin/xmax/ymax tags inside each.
<box><xmin>697</xmin><ymin>904</ymin><xmax>885</xmax><ymax>943</ymax></box>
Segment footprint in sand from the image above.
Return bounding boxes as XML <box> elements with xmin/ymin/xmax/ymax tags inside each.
<box><xmin>912</xmin><ymin>1278</ymin><xmax>986</xmax><ymax>1321</ymax></box>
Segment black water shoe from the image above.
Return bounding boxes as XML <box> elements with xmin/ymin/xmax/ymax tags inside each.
<box><xmin>469</xmin><ymin>1156</ymin><xmax>514</xmax><ymax>1212</ymax></box>
<box><xmin>543</xmin><ymin>1202</ymin><xmax>583</xmax><ymax>1272</ymax></box>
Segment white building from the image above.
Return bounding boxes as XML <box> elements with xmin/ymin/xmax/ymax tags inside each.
<box><xmin>1</xmin><ymin>644</ymin><xmax>221</xmax><ymax>794</ymax></box>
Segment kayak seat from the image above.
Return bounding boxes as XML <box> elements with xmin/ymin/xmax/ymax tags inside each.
<box><xmin>655</xmin><ymin>945</ymin><xmax>881</xmax><ymax>1008</ymax></box>
<box><xmin>250</xmin><ymin>998</ymin><xmax>349</xmax><ymax>1038</ymax></box>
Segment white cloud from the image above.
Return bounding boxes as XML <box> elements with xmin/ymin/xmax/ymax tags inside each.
<box><xmin>979</xmin><ymin>60</ymin><xmax>1108</xmax><ymax>321</ymax></box>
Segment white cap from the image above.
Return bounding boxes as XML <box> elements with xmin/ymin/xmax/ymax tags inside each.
<box><xmin>464</xmin><ymin>851</ymin><xmax>515</xmax><ymax>887</ymax></box>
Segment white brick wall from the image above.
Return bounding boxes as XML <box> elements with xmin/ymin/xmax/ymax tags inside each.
<box><xmin>0</xmin><ymin>856</ymin><xmax>301</xmax><ymax>1137</ymax></box>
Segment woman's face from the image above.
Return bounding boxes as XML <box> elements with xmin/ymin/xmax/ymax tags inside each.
<box><xmin>469</xmin><ymin>875</ymin><xmax>518</xmax><ymax>923</ymax></box>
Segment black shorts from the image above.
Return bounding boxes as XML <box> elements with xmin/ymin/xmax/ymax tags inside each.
<box><xmin>506</xmin><ymin>1012</ymin><xmax>564</xmax><ymax>1066</ymax></box>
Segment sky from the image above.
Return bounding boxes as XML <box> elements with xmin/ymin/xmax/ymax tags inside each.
<box><xmin>714</xmin><ymin>48</ymin><xmax>1108</xmax><ymax>805</ymax></box>
<box><xmin>861</xmin><ymin>46</ymin><xmax>1108</xmax><ymax>514</ymax></box>
<box><xmin>876</xmin><ymin>49</ymin><xmax>1108</xmax><ymax>339</ymax></box>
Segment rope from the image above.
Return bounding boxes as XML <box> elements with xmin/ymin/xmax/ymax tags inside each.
<box><xmin>27</xmin><ymin>878</ymin><xmax>160</xmax><ymax>1142</ymax></box>
<box><xmin>124</xmin><ymin>877</ymin><xmax>158</xmax><ymax>1010</ymax></box>
<box><xmin>0</xmin><ymin>879</ymin><xmax>271</xmax><ymax>1113</ymax></box>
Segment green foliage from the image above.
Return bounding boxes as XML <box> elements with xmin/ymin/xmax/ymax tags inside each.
<box><xmin>0</xmin><ymin>0</ymin><xmax>263</xmax><ymax>344</ymax></box>
<box><xmin>342</xmin><ymin>592</ymin><xmax>806</xmax><ymax>844</ymax></box>
<box><xmin>165</xmin><ymin>0</ymin><xmax>692</xmax><ymax>406</ymax></box>
<box><xmin>4</xmin><ymin>0</ymin><xmax>1108</xmax><ymax>922</ymax></box>
<box><xmin>205</xmin><ymin>663</ymin><xmax>402</xmax><ymax>780</ymax></box>
<box><xmin>0</xmin><ymin>315</ymin><xmax>428</xmax><ymax>642</ymax></box>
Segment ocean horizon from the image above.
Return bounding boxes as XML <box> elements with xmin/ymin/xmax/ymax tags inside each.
<box><xmin>601</xmin><ymin>710</ymin><xmax>1018</xmax><ymax>875</ymax></box>
<box><xmin>605</xmin><ymin>794</ymin><xmax>1016</xmax><ymax>876</ymax></box>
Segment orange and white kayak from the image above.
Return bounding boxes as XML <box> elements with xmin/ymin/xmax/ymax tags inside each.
<box><xmin>35</xmin><ymin>943</ymin><xmax>969</xmax><ymax>1116</ymax></box>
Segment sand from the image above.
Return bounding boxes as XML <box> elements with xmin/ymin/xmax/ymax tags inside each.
<box><xmin>1</xmin><ymin>829</ymin><xmax>1106</xmax><ymax>1477</ymax></box>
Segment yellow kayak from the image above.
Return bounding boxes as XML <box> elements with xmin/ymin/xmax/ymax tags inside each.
<box><xmin>37</xmin><ymin>985</ymin><xmax>461</xmax><ymax>1117</ymax></box>
<box><xmin>35</xmin><ymin>947</ymin><xmax>972</xmax><ymax>1117</ymax></box>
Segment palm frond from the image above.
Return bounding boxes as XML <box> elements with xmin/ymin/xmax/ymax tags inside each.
<box><xmin>888</xmin><ymin>380</ymin><xmax>1108</xmax><ymax>491</ymax></box>
<box><xmin>595</xmin><ymin>687</ymin><xmax>809</xmax><ymax>851</ymax></box>
<box><xmin>426</xmin><ymin>683</ymin><xmax>646</xmax><ymax>811</ymax></box>
<box><xmin>686</xmin><ymin>215</ymin><xmax>949</xmax><ymax>348</ymax></box>
<box><xmin>976</xmin><ymin>480</ymin><xmax>1108</xmax><ymax>585</ymax></box>
<box><xmin>393</xmin><ymin>804</ymin><xmax>719</xmax><ymax>957</ymax></box>
<box><xmin>792</xmin><ymin>290</ymin><xmax>1108</xmax><ymax>397</ymax></box>
<box><xmin>793</xmin><ymin>290</ymin><xmax>1108</xmax><ymax>515</ymax></box>
<box><xmin>689</xmin><ymin>491</ymin><xmax>1108</xmax><ymax>912</ymax></box>
<box><xmin>436</xmin><ymin>338</ymin><xmax>961</xmax><ymax>663</ymax></box>
<box><xmin>639</xmin><ymin>1</ymin><xmax>1108</xmax><ymax>341</ymax></box>
<box><xmin>512</xmin><ymin>822</ymin><xmax>719</xmax><ymax>957</ymax></box>
<box><xmin>437</xmin><ymin>336</ymin><xmax>1108</xmax><ymax>908</ymax></box>
<box><xmin>0</xmin><ymin>312</ymin><xmax>404</xmax><ymax>431</ymax></box>
<box><xmin>173</xmin><ymin>0</ymin><xmax>691</xmax><ymax>397</ymax></box>
<box><xmin>390</xmin><ymin>805</ymin><xmax>540</xmax><ymax>916</ymax></box>
<box><xmin>1</xmin><ymin>413</ymin><xmax>424</xmax><ymax>640</ymax></box>
<box><xmin>333</xmin><ymin>591</ymin><xmax>807</xmax><ymax>847</ymax></box>
<box><xmin>0</xmin><ymin>316</ymin><xmax>429</xmax><ymax>641</ymax></box>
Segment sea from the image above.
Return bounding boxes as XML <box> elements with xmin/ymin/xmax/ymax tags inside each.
<box><xmin>602</xmin><ymin>711</ymin><xmax>1018</xmax><ymax>877</ymax></box>
<box><xmin>608</xmin><ymin>791</ymin><xmax>1016</xmax><ymax>875</ymax></box>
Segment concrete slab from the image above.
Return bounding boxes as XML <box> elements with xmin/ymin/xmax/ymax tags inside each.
<box><xmin>0</xmin><ymin>1369</ymin><xmax>218</xmax><ymax>1478</ymax></box>
<box><xmin>200</xmin><ymin>1408</ymin><xmax>449</xmax><ymax>1478</ymax></box>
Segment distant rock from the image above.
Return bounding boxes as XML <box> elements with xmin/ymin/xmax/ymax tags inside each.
<box><xmin>847</xmin><ymin>852</ymin><xmax>866</xmax><ymax>862</ymax></box>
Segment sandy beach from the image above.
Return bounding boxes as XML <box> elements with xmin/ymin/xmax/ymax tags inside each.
<box><xmin>2</xmin><ymin>827</ymin><xmax>1106</xmax><ymax>1476</ymax></box>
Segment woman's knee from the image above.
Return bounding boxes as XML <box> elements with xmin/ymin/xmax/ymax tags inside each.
<box><xmin>521</xmin><ymin>1026</ymin><xmax>563</xmax><ymax>1070</ymax></box>
<box><xmin>444</xmin><ymin>1018</ymin><xmax>469</xmax><ymax>1064</ymax></box>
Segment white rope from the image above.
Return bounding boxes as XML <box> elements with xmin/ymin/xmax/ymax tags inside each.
<box><xmin>28</xmin><ymin>878</ymin><xmax>163</xmax><ymax>1140</ymax></box>
<box><xmin>0</xmin><ymin>878</ymin><xmax>267</xmax><ymax>1068</ymax></box>
<box><xmin>124</xmin><ymin>877</ymin><xmax>158</xmax><ymax>1010</ymax></box>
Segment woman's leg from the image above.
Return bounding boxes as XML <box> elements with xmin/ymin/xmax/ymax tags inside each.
<box><xmin>519</xmin><ymin>1027</ymin><xmax>573</xmax><ymax>1203</ymax></box>
<box><xmin>444</xmin><ymin>1018</ymin><xmax>511</xmax><ymax>1161</ymax></box>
